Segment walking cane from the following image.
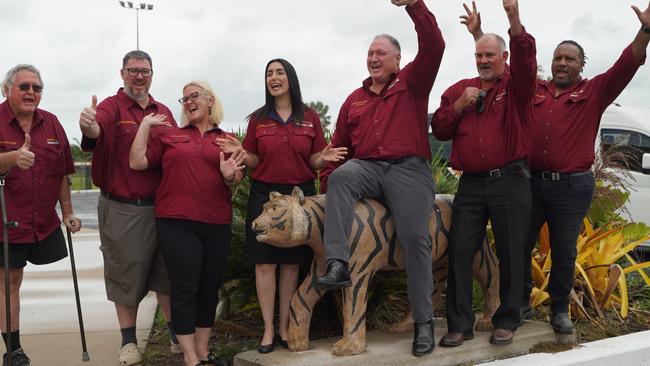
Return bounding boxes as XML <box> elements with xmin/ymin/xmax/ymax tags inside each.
<box><xmin>0</xmin><ymin>174</ymin><xmax>17</xmax><ymax>366</ymax></box>
<box><xmin>66</xmin><ymin>221</ymin><xmax>90</xmax><ymax>361</ymax></box>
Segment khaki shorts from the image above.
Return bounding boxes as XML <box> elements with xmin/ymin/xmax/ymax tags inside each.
<box><xmin>98</xmin><ymin>194</ymin><xmax>169</xmax><ymax>306</ymax></box>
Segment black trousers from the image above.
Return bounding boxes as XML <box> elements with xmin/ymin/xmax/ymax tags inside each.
<box><xmin>446</xmin><ymin>165</ymin><xmax>531</xmax><ymax>333</ymax></box>
<box><xmin>523</xmin><ymin>172</ymin><xmax>595</xmax><ymax>314</ymax></box>
<box><xmin>156</xmin><ymin>218</ymin><xmax>231</xmax><ymax>335</ymax></box>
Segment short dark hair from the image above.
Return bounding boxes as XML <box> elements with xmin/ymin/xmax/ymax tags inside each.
<box><xmin>248</xmin><ymin>58</ymin><xmax>305</xmax><ymax>123</ymax></box>
<box><xmin>122</xmin><ymin>50</ymin><xmax>153</xmax><ymax>69</ymax></box>
<box><xmin>556</xmin><ymin>40</ymin><xmax>587</xmax><ymax>68</ymax></box>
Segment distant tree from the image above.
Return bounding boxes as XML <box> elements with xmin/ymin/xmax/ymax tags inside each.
<box><xmin>71</xmin><ymin>138</ymin><xmax>92</xmax><ymax>162</ymax></box>
<box><xmin>537</xmin><ymin>65</ymin><xmax>552</xmax><ymax>81</ymax></box>
<box><xmin>307</xmin><ymin>100</ymin><xmax>332</xmax><ymax>131</ymax></box>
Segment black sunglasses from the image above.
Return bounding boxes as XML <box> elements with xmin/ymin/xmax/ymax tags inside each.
<box><xmin>17</xmin><ymin>83</ymin><xmax>43</xmax><ymax>93</ymax></box>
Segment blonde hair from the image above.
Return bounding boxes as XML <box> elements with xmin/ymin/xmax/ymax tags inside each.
<box><xmin>180</xmin><ymin>80</ymin><xmax>223</xmax><ymax>127</ymax></box>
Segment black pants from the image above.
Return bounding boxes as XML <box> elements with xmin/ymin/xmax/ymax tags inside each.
<box><xmin>156</xmin><ymin>218</ymin><xmax>230</xmax><ymax>335</ymax></box>
<box><xmin>446</xmin><ymin>165</ymin><xmax>531</xmax><ymax>333</ymax></box>
<box><xmin>523</xmin><ymin>172</ymin><xmax>595</xmax><ymax>314</ymax></box>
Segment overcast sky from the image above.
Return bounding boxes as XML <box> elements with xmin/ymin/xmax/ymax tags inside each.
<box><xmin>2</xmin><ymin>0</ymin><xmax>649</xmax><ymax>143</ymax></box>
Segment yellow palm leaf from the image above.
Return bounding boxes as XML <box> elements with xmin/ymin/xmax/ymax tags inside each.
<box><xmin>531</xmin><ymin>287</ymin><xmax>549</xmax><ymax>308</ymax></box>
<box><xmin>575</xmin><ymin>262</ymin><xmax>597</xmax><ymax>299</ymax></box>
<box><xmin>617</xmin><ymin>269</ymin><xmax>629</xmax><ymax>318</ymax></box>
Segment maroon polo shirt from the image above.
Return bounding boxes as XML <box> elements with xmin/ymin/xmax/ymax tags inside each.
<box><xmin>527</xmin><ymin>45</ymin><xmax>645</xmax><ymax>172</ymax></box>
<box><xmin>146</xmin><ymin>125</ymin><xmax>234</xmax><ymax>225</ymax></box>
<box><xmin>431</xmin><ymin>29</ymin><xmax>537</xmax><ymax>173</ymax></box>
<box><xmin>330</xmin><ymin>0</ymin><xmax>445</xmax><ymax>161</ymax></box>
<box><xmin>243</xmin><ymin>108</ymin><xmax>327</xmax><ymax>185</ymax></box>
<box><xmin>81</xmin><ymin>88</ymin><xmax>176</xmax><ymax>199</ymax></box>
<box><xmin>0</xmin><ymin>101</ymin><xmax>74</xmax><ymax>243</ymax></box>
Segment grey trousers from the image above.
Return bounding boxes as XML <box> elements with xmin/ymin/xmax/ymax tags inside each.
<box><xmin>323</xmin><ymin>157</ymin><xmax>436</xmax><ymax>323</ymax></box>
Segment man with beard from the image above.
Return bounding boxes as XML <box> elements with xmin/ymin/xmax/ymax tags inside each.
<box><xmin>431</xmin><ymin>0</ymin><xmax>536</xmax><ymax>346</ymax></box>
<box><xmin>0</xmin><ymin>64</ymin><xmax>81</xmax><ymax>366</ymax></box>
<box><xmin>313</xmin><ymin>0</ymin><xmax>444</xmax><ymax>357</ymax></box>
<box><xmin>79</xmin><ymin>50</ymin><xmax>177</xmax><ymax>365</ymax></box>
<box><xmin>517</xmin><ymin>3</ymin><xmax>650</xmax><ymax>334</ymax></box>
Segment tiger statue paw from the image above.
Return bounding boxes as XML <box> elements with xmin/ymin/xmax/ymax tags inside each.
<box><xmin>332</xmin><ymin>336</ymin><xmax>366</xmax><ymax>356</ymax></box>
<box><xmin>387</xmin><ymin>318</ymin><xmax>413</xmax><ymax>334</ymax></box>
<box><xmin>475</xmin><ymin>318</ymin><xmax>494</xmax><ymax>332</ymax></box>
<box><xmin>252</xmin><ymin>187</ymin><xmax>500</xmax><ymax>356</ymax></box>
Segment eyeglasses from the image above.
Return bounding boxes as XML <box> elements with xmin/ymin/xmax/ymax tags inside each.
<box><xmin>178</xmin><ymin>91</ymin><xmax>206</xmax><ymax>104</ymax></box>
<box><xmin>476</xmin><ymin>90</ymin><xmax>487</xmax><ymax>113</ymax></box>
<box><xmin>124</xmin><ymin>68</ymin><xmax>153</xmax><ymax>77</ymax></box>
<box><xmin>16</xmin><ymin>83</ymin><xmax>43</xmax><ymax>93</ymax></box>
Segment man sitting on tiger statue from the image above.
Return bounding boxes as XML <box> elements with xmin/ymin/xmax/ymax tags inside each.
<box><xmin>313</xmin><ymin>0</ymin><xmax>445</xmax><ymax>357</ymax></box>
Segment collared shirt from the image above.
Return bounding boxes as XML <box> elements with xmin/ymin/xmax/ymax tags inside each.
<box><xmin>330</xmin><ymin>0</ymin><xmax>445</xmax><ymax>161</ymax></box>
<box><xmin>0</xmin><ymin>101</ymin><xmax>74</xmax><ymax>243</ymax></box>
<box><xmin>81</xmin><ymin>88</ymin><xmax>177</xmax><ymax>199</ymax></box>
<box><xmin>431</xmin><ymin>29</ymin><xmax>537</xmax><ymax>173</ymax></box>
<box><xmin>243</xmin><ymin>108</ymin><xmax>327</xmax><ymax>185</ymax></box>
<box><xmin>527</xmin><ymin>45</ymin><xmax>645</xmax><ymax>172</ymax></box>
<box><xmin>145</xmin><ymin>125</ymin><xmax>235</xmax><ymax>225</ymax></box>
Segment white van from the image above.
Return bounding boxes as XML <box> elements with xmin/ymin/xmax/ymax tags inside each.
<box><xmin>598</xmin><ymin>104</ymin><xmax>650</xmax><ymax>237</ymax></box>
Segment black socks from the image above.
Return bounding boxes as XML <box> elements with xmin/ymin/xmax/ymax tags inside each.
<box><xmin>120</xmin><ymin>326</ymin><xmax>137</xmax><ymax>347</ymax></box>
<box><xmin>1</xmin><ymin>330</ymin><xmax>21</xmax><ymax>352</ymax></box>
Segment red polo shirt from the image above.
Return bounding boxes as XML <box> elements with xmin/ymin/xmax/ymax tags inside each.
<box><xmin>243</xmin><ymin>108</ymin><xmax>327</xmax><ymax>185</ymax></box>
<box><xmin>0</xmin><ymin>101</ymin><xmax>74</xmax><ymax>243</ymax></box>
<box><xmin>330</xmin><ymin>0</ymin><xmax>445</xmax><ymax>161</ymax></box>
<box><xmin>431</xmin><ymin>29</ymin><xmax>537</xmax><ymax>173</ymax></box>
<box><xmin>527</xmin><ymin>45</ymin><xmax>645</xmax><ymax>172</ymax></box>
<box><xmin>81</xmin><ymin>88</ymin><xmax>176</xmax><ymax>199</ymax></box>
<box><xmin>146</xmin><ymin>125</ymin><xmax>234</xmax><ymax>225</ymax></box>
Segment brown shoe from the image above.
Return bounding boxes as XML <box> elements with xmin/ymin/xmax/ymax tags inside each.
<box><xmin>489</xmin><ymin>328</ymin><xmax>514</xmax><ymax>345</ymax></box>
<box><xmin>439</xmin><ymin>331</ymin><xmax>474</xmax><ymax>347</ymax></box>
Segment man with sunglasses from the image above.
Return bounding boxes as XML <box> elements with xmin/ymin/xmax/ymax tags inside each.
<box><xmin>78</xmin><ymin>50</ymin><xmax>178</xmax><ymax>366</ymax></box>
<box><xmin>0</xmin><ymin>64</ymin><xmax>81</xmax><ymax>365</ymax></box>
<box><xmin>430</xmin><ymin>0</ymin><xmax>536</xmax><ymax>347</ymax></box>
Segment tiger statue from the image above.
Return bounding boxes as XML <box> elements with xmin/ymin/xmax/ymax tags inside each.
<box><xmin>251</xmin><ymin>186</ymin><xmax>500</xmax><ymax>356</ymax></box>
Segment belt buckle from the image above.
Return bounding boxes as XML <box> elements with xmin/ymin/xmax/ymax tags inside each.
<box><xmin>542</xmin><ymin>171</ymin><xmax>560</xmax><ymax>181</ymax></box>
<box><xmin>489</xmin><ymin>169</ymin><xmax>501</xmax><ymax>177</ymax></box>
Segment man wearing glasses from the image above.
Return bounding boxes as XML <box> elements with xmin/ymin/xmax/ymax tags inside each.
<box><xmin>0</xmin><ymin>64</ymin><xmax>81</xmax><ymax>365</ymax></box>
<box><xmin>79</xmin><ymin>50</ymin><xmax>177</xmax><ymax>366</ymax></box>
<box><xmin>431</xmin><ymin>0</ymin><xmax>536</xmax><ymax>346</ymax></box>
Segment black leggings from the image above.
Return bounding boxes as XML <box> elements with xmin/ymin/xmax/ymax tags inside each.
<box><xmin>156</xmin><ymin>218</ymin><xmax>230</xmax><ymax>335</ymax></box>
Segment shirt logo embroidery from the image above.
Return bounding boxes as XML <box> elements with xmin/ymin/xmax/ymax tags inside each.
<box><xmin>46</xmin><ymin>138</ymin><xmax>60</xmax><ymax>145</ymax></box>
<box><xmin>569</xmin><ymin>89</ymin><xmax>584</xmax><ymax>98</ymax></box>
<box><xmin>256</xmin><ymin>123</ymin><xmax>275</xmax><ymax>129</ymax></box>
<box><xmin>495</xmin><ymin>90</ymin><xmax>507</xmax><ymax>101</ymax></box>
<box><xmin>118</xmin><ymin>120</ymin><xmax>138</xmax><ymax>126</ymax></box>
<box><xmin>297</xmin><ymin>121</ymin><xmax>314</xmax><ymax>128</ymax></box>
<box><xmin>0</xmin><ymin>141</ymin><xmax>17</xmax><ymax>146</ymax></box>
<box><xmin>351</xmin><ymin>100</ymin><xmax>368</xmax><ymax>107</ymax></box>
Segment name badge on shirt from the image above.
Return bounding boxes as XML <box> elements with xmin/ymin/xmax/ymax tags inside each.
<box><xmin>495</xmin><ymin>89</ymin><xmax>507</xmax><ymax>101</ymax></box>
<box><xmin>569</xmin><ymin>89</ymin><xmax>585</xmax><ymax>98</ymax></box>
<box><xmin>297</xmin><ymin>121</ymin><xmax>314</xmax><ymax>128</ymax></box>
<box><xmin>46</xmin><ymin>137</ymin><xmax>60</xmax><ymax>145</ymax></box>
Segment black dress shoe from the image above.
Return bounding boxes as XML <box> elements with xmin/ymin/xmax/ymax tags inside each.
<box><xmin>412</xmin><ymin>319</ymin><xmax>435</xmax><ymax>356</ymax></box>
<box><xmin>313</xmin><ymin>260</ymin><xmax>352</xmax><ymax>290</ymax></box>
<box><xmin>258</xmin><ymin>338</ymin><xmax>275</xmax><ymax>354</ymax></box>
<box><xmin>200</xmin><ymin>352</ymin><xmax>228</xmax><ymax>365</ymax></box>
<box><xmin>550</xmin><ymin>313</ymin><xmax>574</xmax><ymax>334</ymax></box>
<box><xmin>275</xmin><ymin>335</ymin><xmax>289</xmax><ymax>349</ymax></box>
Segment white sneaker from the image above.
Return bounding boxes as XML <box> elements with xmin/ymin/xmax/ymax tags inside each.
<box><xmin>170</xmin><ymin>340</ymin><xmax>182</xmax><ymax>354</ymax></box>
<box><xmin>118</xmin><ymin>343</ymin><xmax>142</xmax><ymax>365</ymax></box>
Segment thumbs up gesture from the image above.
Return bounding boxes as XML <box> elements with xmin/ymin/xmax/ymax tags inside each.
<box><xmin>79</xmin><ymin>95</ymin><xmax>100</xmax><ymax>139</ymax></box>
<box><xmin>15</xmin><ymin>134</ymin><xmax>35</xmax><ymax>169</ymax></box>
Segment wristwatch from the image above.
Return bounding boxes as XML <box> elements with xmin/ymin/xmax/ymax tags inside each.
<box><xmin>642</xmin><ymin>26</ymin><xmax>650</xmax><ymax>34</ymax></box>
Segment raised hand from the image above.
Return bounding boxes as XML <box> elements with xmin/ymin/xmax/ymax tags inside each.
<box><xmin>391</xmin><ymin>0</ymin><xmax>418</xmax><ymax>7</ymax></box>
<box><xmin>215</xmin><ymin>135</ymin><xmax>243</xmax><ymax>154</ymax></box>
<box><xmin>63</xmin><ymin>214</ymin><xmax>82</xmax><ymax>233</ymax></box>
<box><xmin>79</xmin><ymin>95</ymin><xmax>100</xmax><ymax>138</ymax></box>
<box><xmin>219</xmin><ymin>150</ymin><xmax>246</xmax><ymax>183</ymax></box>
<box><xmin>454</xmin><ymin>87</ymin><xmax>482</xmax><ymax>113</ymax></box>
<box><xmin>15</xmin><ymin>134</ymin><xmax>35</xmax><ymax>170</ymax></box>
<box><xmin>320</xmin><ymin>144</ymin><xmax>348</xmax><ymax>163</ymax></box>
<box><xmin>140</xmin><ymin>113</ymin><xmax>170</xmax><ymax>128</ymax></box>
<box><xmin>461</xmin><ymin>1</ymin><xmax>483</xmax><ymax>38</ymax></box>
<box><xmin>502</xmin><ymin>0</ymin><xmax>519</xmax><ymax>18</ymax></box>
<box><xmin>632</xmin><ymin>1</ymin><xmax>650</xmax><ymax>27</ymax></box>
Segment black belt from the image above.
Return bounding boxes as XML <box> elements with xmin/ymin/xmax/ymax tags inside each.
<box><xmin>532</xmin><ymin>170</ymin><xmax>591</xmax><ymax>181</ymax></box>
<box><xmin>100</xmin><ymin>190</ymin><xmax>155</xmax><ymax>206</ymax></box>
<box><xmin>463</xmin><ymin>159</ymin><xmax>527</xmax><ymax>179</ymax></box>
<box><xmin>367</xmin><ymin>156</ymin><xmax>425</xmax><ymax>165</ymax></box>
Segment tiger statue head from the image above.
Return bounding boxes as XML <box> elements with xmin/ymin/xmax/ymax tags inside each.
<box><xmin>252</xmin><ymin>186</ymin><xmax>325</xmax><ymax>250</ymax></box>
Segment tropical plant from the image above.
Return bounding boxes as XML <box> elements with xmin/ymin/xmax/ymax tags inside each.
<box><xmin>306</xmin><ymin>100</ymin><xmax>332</xmax><ymax>133</ymax></box>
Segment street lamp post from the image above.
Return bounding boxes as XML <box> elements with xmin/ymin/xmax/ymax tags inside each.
<box><xmin>118</xmin><ymin>1</ymin><xmax>154</xmax><ymax>50</ymax></box>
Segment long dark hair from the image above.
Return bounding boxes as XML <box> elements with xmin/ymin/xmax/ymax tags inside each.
<box><xmin>247</xmin><ymin>58</ymin><xmax>305</xmax><ymax>123</ymax></box>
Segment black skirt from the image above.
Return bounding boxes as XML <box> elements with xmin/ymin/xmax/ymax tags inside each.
<box><xmin>246</xmin><ymin>180</ymin><xmax>315</xmax><ymax>265</ymax></box>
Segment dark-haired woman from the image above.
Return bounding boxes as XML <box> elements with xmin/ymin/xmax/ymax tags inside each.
<box><xmin>217</xmin><ymin>58</ymin><xmax>346</xmax><ymax>353</ymax></box>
